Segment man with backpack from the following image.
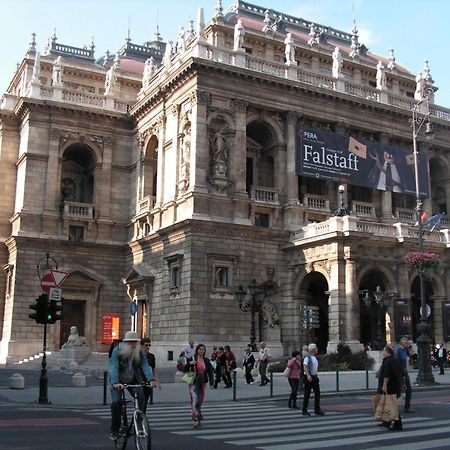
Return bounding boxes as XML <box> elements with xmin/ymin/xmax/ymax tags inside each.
<box><xmin>302</xmin><ymin>343</ymin><xmax>325</xmax><ymax>416</ymax></box>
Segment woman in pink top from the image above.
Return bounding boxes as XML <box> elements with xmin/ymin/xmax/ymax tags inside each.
<box><xmin>184</xmin><ymin>343</ymin><xmax>214</xmax><ymax>427</ymax></box>
<box><xmin>287</xmin><ymin>350</ymin><xmax>302</xmax><ymax>409</ymax></box>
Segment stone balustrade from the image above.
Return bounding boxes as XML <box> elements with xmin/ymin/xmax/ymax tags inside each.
<box><xmin>62</xmin><ymin>201</ymin><xmax>94</xmax><ymax>220</ymax></box>
<box><xmin>250</xmin><ymin>186</ymin><xmax>279</xmax><ymax>204</ymax></box>
<box><xmin>303</xmin><ymin>193</ymin><xmax>330</xmax><ymax>211</ymax></box>
<box><xmin>351</xmin><ymin>200</ymin><xmax>376</xmax><ymax>218</ymax></box>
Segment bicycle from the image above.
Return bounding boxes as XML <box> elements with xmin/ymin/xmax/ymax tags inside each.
<box><xmin>113</xmin><ymin>383</ymin><xmax>152</xmax><ymax>450</ymax></box>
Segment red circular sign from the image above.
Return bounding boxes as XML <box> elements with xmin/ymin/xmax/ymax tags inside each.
<box><xmin>40</xmin><ymin>273</ymin><xmax>56</xmax><ymax>294</ymax></box>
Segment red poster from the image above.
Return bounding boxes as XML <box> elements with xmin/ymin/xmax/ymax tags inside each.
<box><xmin>102</xmin><ymin>314</ymin><xmax>120</xmax><ymax>344</ymax></box>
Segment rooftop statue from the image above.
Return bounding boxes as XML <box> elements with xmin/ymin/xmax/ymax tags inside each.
<box><xmin>177</xmin><ymin>26</ymin><xmax>186</xmax><ymax>54</ymax></box>
<box><xmin>233</xmin><ymin>19</ymin><xmax>245</xmax><ymax>52</ymax></box>
<box><xmin>141</xmin><ymin>57</ymin><xmax>156</xmax><ymax>91</ymax></box>
<box><xmin>332</xmin><ymin>47</ymin><xmax>343</xmax><ymax>79</ymax></box>
<box><xmin>163</xmin><ymin>41</ymin><xmax>173</xmax><ymax>69</ymax></box>
<box><xmin>284</xmin><ymin>33</ymin><xmax>296</xmax><ymax>65</ymax></box>
<box><xmin>308</xmin><ymin>23</ymin><xmax>323</xmax><ymax>46</ymax></box>
<box><xmin>52</xmin><ymin>56</ymin><xmax>63</xmax><ymax>86</ymax></box>
<box><xmin>376</xmin><ymin>61</ymin><xmax>387</xmax><ymax>90</ymax></box>
<box><xmin>31</xmin><ymin>52</ymin><xmax>41</xmax><ymax>83</ymax></box>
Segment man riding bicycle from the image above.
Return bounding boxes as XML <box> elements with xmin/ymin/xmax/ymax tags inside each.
<box><xmin>109</xmin><ymin>331</ymin><xmax>160</xmax><ymax>440</ymax></box>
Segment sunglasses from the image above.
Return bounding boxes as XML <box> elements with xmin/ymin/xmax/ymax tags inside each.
<box><xmin>144</xmin><ymin>344</ymin><xmax>151</xmax><ymax>347</ymax></box>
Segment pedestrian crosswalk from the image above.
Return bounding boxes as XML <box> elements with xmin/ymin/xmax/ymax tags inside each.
<box><xmin>77</xmin><ymin>402</ymin><xmax>450</xmax><ymax>449</ymax></box>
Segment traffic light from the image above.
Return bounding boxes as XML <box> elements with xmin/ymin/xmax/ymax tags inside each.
<box><xmin>29</xmin><ymin>294</ymin><xmax>49</xmax><ymax>324</ymax></box>
<box><xmin>46</xmin><ymin>299</ymin><xmax>62</xmax><ymax>324</ymax></box>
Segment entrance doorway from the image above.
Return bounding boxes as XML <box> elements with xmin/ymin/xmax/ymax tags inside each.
<box><xmin>60</xmin><ymin>300</ymin><xmax>86</xmax><ymax>347</ymax></box>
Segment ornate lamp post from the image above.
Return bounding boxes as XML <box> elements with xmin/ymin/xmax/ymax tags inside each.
<box><xmin>235</xmin><ymin>280</ymin><xmax>265</xmax><ymax>352</ymax></box>
<box><xmin>362</xmin><ymin>286</ymin><xmax>391</xmax><ymax>351</ymax></box>
<box><xmin>335</xmin><ymin>184</ymin><xmax>348</xmax><ymax>216</ymax></box>
<box><xmin>410</xmin><ymin>88</ymin><xmax>435</xmax><ymax>385</ymax></box>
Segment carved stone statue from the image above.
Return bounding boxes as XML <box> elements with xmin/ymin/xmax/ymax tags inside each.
<box><xmin>415</xmin><ymin>72</ymin><xmax>424</xmax><ymax>100</ymax></box>
<box><xmin>62</xmin><ymin>326</ymin><xmax>88</xmax><ymax>348</ymax></box>
<box><xmin>141</xmin><ymin>57</ymin><xmax>156</xmax><ymax>91</ymax></box>
<box><xmin>233</xmin><ymin>19</ymin><xmax>245</xmax><ymax>51</ymax></box>
<box><xmin>104</xmin><ymin>63</ymin><xmax>118</xmax><ymax>96</ymax></box>
<box><xmin>163</xmin><ymin>41</ymin><xmax>173</xmax><ymax>69</ymax></box>
<box><xmin>31</xmin><ymin>52</ymin><xmax>41</xmax><ymax>83</ymax></box>
<box><xmin>179</xmin><ymin>128</ymin><xmax>191</xmax><ymax>193</ymax></box>
<box><xmin>177</xmin><ymin>26</ymin><xmax>186</xmax><ymax>54</ymax></box>
<box><xmin>213</xmin><ymin>129</ymin><xmax>228</xmax><ymax>164</ymax></box>
<box><xmin>376</xmin><ymin>60</ymin><xmax>386</xmax><ymax>90</ymax></box>
<box><xmin>308</xmin><ymin>23</ymin><xmax>323</xmax><ymax>46</ymax></box>
<box><xmin>284</xmin><ymin>33</ymin><xmax>295</xmax><ymax>65</ymax></box>
<box><xmin>332</xmin><ymin>47</ymin><xmax>343</xmax><ymax>79</ymax></box>
<box><xmin>52</xmin><ymin>56</ymin><xmax>63</xmax><ymax>85</ymax></box>
<box><xmin>261</xmin><ymin>301</ymin><xmax>280</xmax><ymax>327</ymax></box>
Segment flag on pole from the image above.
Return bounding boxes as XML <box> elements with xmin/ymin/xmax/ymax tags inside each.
<box><xmin>427</xmin><ymin>212</ymin><xmax>445</xmax><ymax>232</ymax></box>
<box><xmin>414</xmin><ymin>211</ymin><xmax>428</xmax><ymax>226</ymax></box>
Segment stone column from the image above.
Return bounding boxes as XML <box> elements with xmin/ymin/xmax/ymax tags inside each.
<box><xmin>284</xmin><ymin>111</ymin><xmax>302</xmax><ymax>230</ymax></box>
<box><xmin>327</xmin><ymin>256</ymin><xmax>345</xmax><ymax>349</ymax></box>
<box><xmin>189</xmin><ymin>91</ymin><xmax>209</xmax><ymax>194</ymax></box>
<box><xmin>344</xmin><ymin>253</ymin><xmax>360</xmax><ymax>345</ymax></box>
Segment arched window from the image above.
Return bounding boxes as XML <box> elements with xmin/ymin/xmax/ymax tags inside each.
<box><xmin>60</xmin><ymin>144</ymin><xmax>96</xmax><ymax>204</ymax></box>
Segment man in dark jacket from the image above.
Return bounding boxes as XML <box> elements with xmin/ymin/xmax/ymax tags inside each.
<box><xmin>378</xmin><ymin>345</ymin><xmax>404</xmax><ymax>431</ymax></box>
<box><xmin>437</xmin><ymin>342</ymin><xmax>447</xmax><ymax>375</ymax></box>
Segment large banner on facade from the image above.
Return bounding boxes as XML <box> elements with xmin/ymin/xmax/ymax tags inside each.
<box><xmin>296</xmin><ymin>126</ymin><xmax>430</xmax><ymax>196</ymax></box>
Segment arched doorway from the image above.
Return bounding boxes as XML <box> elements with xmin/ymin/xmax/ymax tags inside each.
<box><xmin>300</xmin><ymin>271</ymin><xmax>329</xmax><ymax>353</ymax></box>
<box><xmin>359</xmin><ymin>271</ymin><xmax>391</xmax><ymax>350</ymax></box>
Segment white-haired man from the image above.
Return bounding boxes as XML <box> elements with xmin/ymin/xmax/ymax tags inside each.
<box><xmin>302</xmin><ymin>343</ymin><xmax>325</xmax><ymax>416</ymax></box>
<box><xmin>108</xmin><ymin>331</ymin><xmax>160</xmax><ymax>440</ymax></box>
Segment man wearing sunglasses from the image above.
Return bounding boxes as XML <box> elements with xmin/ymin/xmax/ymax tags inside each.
<box><xmin>141</xmin><ymin>337</ymin><xmax>160</xmax><ymax>410</ymax></box>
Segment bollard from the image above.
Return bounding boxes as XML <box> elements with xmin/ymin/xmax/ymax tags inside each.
<box><xmin>336</xmin><ymin>364</ymin><xmax>340</xmax><ymax>392</ymax></box>
<box><xmin>103</xmin><ymin>371</ymin><xmax>108</xmax><ymax>406</ymax></box>
<box><xmin>9</xmin><ymin>373</ymin><xmax>25</xmax><ymax>389</ymax></box>
<box><xmin>233</xmin><ymin>370</ymin><xmax>237</xmax><ymax>401</ymax></box>
<box><xmin>366</xmin><ymin>364</ymin><xmax>369</xmax><ymax>390</ymax></box>
<box><xmin>72</xmin><ymin>372</ymin><xmax>86</xmax><ymax>387</ymax></box>
<box><xmin>269</xmin><ymin>371</ymin><xmax>273</xmax><ymax>397</ymax></box>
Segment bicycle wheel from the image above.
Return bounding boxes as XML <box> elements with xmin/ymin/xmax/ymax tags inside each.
<box><xmin>134</xmin><ymin>411</ymin><xmax>151</xmax><ymax>450</ymax></box>
<box><xmin>115</xmin><ymin>399</ymin><xmax>129</xmax><ymax>449</ymax></box>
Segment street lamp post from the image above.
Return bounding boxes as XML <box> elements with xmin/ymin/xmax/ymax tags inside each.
<box><xmin>362</xmin><ymin>286</ymin><xmax>391</xmax><ymax>351</ymax></box>
<box><xmin>411</xmin><ymin>88</ymin><xmax>435</xmax><ymax>385</ymax></box>
<box><xmin>335</xmin><ymin>184</ymin><xmax>348</xmax><ymax>216</ymax></box>
<box><xmin>235</xmin><ymin>280</ymin><xmax>266</xmax><ymax>352</ymax></box>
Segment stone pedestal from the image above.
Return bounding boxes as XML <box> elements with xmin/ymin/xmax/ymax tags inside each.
<box><xmin>9</xmin><ymin>373</ymin><xmax>25</xmax><ymax>389</ymax></box>
<box><xmin>59</xmin><ymin>346</ymin><xmax>91</xmax><ymax>366</ymax></box>
<box><xmin>72</xmin><ymin>372</ymin><xmax>86</xmax><ymax>387</ymax></box>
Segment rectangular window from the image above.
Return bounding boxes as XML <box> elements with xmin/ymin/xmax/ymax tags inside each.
<box><xmin>165</xmin><ymin>254</ymin><xmax>183</xmax><ymax>295</ymax></box>
<box><xmin>170</xmin><ymin>266</ymin><xmax>181</xmax><ymax>288</ymax></box>
<box><xmin>255</xmin><ymin>213</ymin><xmax>270</xmax><ymax>228</ymax></box>
<box><xmin>215</xmin><ymin>266</ymin><xmax>229</xmax><ymax>287</ymax></box>
<box><xmin>69</xmin><ymin>226</ymin><xmax>84</xmax><ymax>242</ymax></box>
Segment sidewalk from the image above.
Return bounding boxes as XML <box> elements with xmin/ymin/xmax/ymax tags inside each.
<box><xmin>1</xmin><ymin>368</ymin><xmax>449</xmax><ymax>407</ymax></box>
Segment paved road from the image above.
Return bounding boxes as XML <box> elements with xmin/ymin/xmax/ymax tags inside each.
<box><xmin>2</xmin><ymin>389</ymin><xmax>449</xmax><ymax>449</ymax></box>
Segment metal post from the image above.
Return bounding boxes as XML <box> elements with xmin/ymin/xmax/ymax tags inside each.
<box><xmin>103</xmin><ymin>371</ymin><xmax>108</xmax><ymax>406</ymax></box>
<box><xmin>366</xmin><ymin>364</ymin><xmax>369</xmax><ymax>390</ymax></box>
<box><xmin>269</xmin><ymin>371</ymin><xmax>273</xmax><ymax>397</ymax></box>
<box><xmin>336</xmin><ymin>364</ymin><xmax>340</xmax><ymax>392</ymax></box>
<box><xmin>412</xmin><ymin>100</ymin><xmax>435</xmax><ymax>385</ymax></box>
<box><xmin>38</xmin><ymin>322</ymin><xmax>50</xmax><ymax>404</ymax></box>
<box><xmin>232</xmin><ymin>370</ymin><xmax>237</xmax><ymax>401</ymax></box>
<box><xmin>250</xmin><ymin>301</ymin><xmax>257</xmax><ymax>352</ymax></box>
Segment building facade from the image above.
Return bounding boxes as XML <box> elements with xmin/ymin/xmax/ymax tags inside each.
<box><xmin>1</xmin><ymin>1</ymin><xmax>449</xmax><ymax>365</ymax></box>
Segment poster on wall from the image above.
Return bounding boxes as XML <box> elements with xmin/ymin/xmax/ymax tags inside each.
<box><xmin>394</xmin><ymin>299</ymin><xmax>412</xmax><ymax>341</ymax></box>
<box><xmin>443</xmin><ymin>303</ymin><xmax>450</xmax><ymax>342</ymax></box>
<box><xmin>295</xmin><ymin>126</ymin><xmax>430</xmax><ymax>196</ymax></box>
<box><xmin>102</xmin><ymin>314</ymin><xmax>120</xmax><ymax>344</ymax></box>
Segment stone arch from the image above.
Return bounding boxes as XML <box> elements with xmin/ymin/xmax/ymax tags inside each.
<box><xmin>59</xmin><ymin>143</ymin><xmax>97</xmax><ymax>205</ymax></box>
<box><xmin>141</xmin><ymin>134</ymin><xmax>158</xmax><ymax>200</ymax></box>
<box><xmin>295</xmin><ymin>267</ymin><xmax>330</xmax><ymax>353</ymax></box>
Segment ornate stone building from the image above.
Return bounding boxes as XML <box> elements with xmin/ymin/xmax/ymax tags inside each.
<box><xmin>1</xmin><ymin>1</ymin><xmax>449</xmax><ymax>365</ymax></box>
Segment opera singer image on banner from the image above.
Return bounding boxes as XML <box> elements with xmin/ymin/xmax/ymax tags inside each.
<box><xmin>295</xmin><ymin>126</ymin><xmax>429</xmax><ymax>196</ymax></box>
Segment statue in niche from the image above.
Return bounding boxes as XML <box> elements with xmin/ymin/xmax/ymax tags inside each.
<box><xmin>208</xmin><ymin>125</ymin><xmax>233</xmax><ymax>192</ymax></box>
<box><xmin>141</xmin><ymin>57</ymin><xmax>156</xmax><ymax>91</ymax></box>
<box><xmin>376</xmin><ymin>60</ymin><xmax>387</xmax><ymax>90</ymax></box>
<box><xmin>284</xmin><ymin>33</ymin><xmax>295</xmax><ymax>65</ymax></box>
<box><xmin>60</xmin><ymin>178</ymin><xmax>76</xmax><ymax>202</ymax></box>
<box><xmin>177</xmin><ymin>26</ymin><xmax>186</xmax><ymax>54</ymax></box>
<box><xmin>52</xmin><ymin>56</ymin><xmax>63</xmax><ymax>85</ymax></box>
<box><xmin>233</xmin><ymin>19</ymin><xmax>245</xmax><ymax>51</ymax></box>
<box><xmin>332</xmin><ymin>47</ymin><xmax>343</xmax><ymax>79</ymax></box>
<box><xmin>213</xmin><ymin>128</ymin><xmax>228</xmax><ymax>165</ymax></box>
<box><xmin>179</xmin><ymin>128</ymin><xmax>191</xmax><ymax>192</ymax></box>
<box><xmin>61</xmin><ymin>326</ymin><xmax>88</xmax><ymax>348</ymax></box>
<box><xmin>261</xmin><ymin>301</ymin><xmax>279</xmax><ymax>327</ymax></box>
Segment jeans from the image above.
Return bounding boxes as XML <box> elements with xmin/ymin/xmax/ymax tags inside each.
<box><xmin>110</xmin><ymin>385</ymin><xmax>146</xmax><ymax>433</ymax></box>
<box><xmin>259</xmin><ymin>361</ymin><xmax>269</xmax><ymax>384</ymax></box>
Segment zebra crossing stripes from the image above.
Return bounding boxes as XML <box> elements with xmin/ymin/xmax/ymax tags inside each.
<box><xmin>74</xmin><ymin>403</ymin><xmax>449</xmax><ymax>449</ymax></box>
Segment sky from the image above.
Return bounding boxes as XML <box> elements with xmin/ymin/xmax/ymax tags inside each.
<box><xmin>1</xmin><ymin>0</ymin><xmax>449</xmax><ymax>107</ymax></box>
